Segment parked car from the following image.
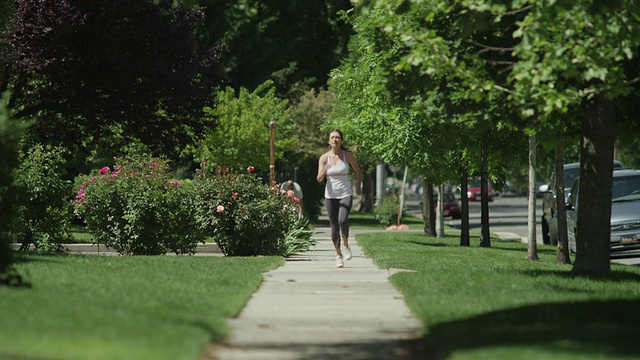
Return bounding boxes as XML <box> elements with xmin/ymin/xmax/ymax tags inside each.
<box><xmin>566</xmin><ymin>169</ymin><xmax>640</xmax><ymax>256</ymax></box>
<box><xmin>433</xmin><ymin>192</ymin><xmax>461</xmax><ymax>219</ymax></box>
<box><xmin>466</xmin><ymin>179</ymin><xmax>494</xmax><ymax>202</ymax></box>
<box><xmin>499</xmin><ymin>181</ymin><xmax>520</xmax><ymax>197</ymax></box>
<box><xmin>540</xmin><ymin>160</ymin><xmax>624</xmax><ymax>245</ymax></box>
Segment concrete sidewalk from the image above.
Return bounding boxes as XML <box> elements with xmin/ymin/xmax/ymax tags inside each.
<box><xmin>207</xmin><ymin>225</ymin><xmax>423</xmax><ymax>360</ymax></box>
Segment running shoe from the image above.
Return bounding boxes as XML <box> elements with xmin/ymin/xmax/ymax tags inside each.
<box><xmin>343</xmin><ymin>245</ymin><xmax>352</xmax><ymax>260</ymax></box>
<box><xmin>335</xmin><ymin>255</ymin><xmax>344</xmax><ymax>268</ymax></box>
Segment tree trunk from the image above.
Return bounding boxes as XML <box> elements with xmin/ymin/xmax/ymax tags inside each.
<box><xmin>423</xmin><ymin>180</ymin><xmax>436</xmax><ymax>237</ymax></box>
<box><xmin>574</xmin><ymin>92</ymin><xmax>615</xmax><ymax>273</ymax></box>
<box><xmin>480</xmin><ymin>146</ymin><xmax>491</xmax><ymax>248</ymax></box>
<box><xmin>436</xmin><ymin>184</ymin><xmax>445</xmax><ymax>238</ymax></box>
<box><xmin>555</xmin><ymin>141</ymin><xmax>571</xmax><ymax>264</ymax></box>
<box><xmin>359</xmin><ymin>165</ymin><xmax>374</xmax><ymax>212</ymax></box>
<box><xmin>527</xmin><ymin>134</ymin><xmax>540</xmax><ymax>261</ymax></box>
<box><xmin>460</xmin><ymin>167</ymin><xmax>470</xmax><ymax>246</ymax></box>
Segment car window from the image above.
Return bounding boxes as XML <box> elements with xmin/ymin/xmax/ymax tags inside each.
<box><xmin>613</xmin><ymin>161</ymin><xmax>624</xmax><ymax>169</ymax></box>
<box><xmin>612</xmin><ymin>175</ymin><xmax>640</xmax><ymax>201</ymax></box>
<box><xmin>434</xmin><ymin>193</ymin><xmax>456</xmax><ymax>202</ymax></box>
<box><xmin>469</xmin><ymin>179</ymin><xmax>481</xmax><ymax>187</ymax></box>
<box><xmin>468</xmin><ymin>179</ymin><xmax>492</xmax><ymax>188</ymax></box>
<box><xmin>567</xmin><ymin>178</ymin><xmax>580</xmax><ymax>206</ymax></box>
<box><xmin>563</xmin><ymin>168</ymin><xmax>580</xmax><ymax>190</ymax></box>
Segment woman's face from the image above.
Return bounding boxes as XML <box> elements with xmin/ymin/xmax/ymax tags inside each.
<box><xmin>328</xmin><ymin>131</ymin><xmax>343</xmax><ymax>147</ymax></box>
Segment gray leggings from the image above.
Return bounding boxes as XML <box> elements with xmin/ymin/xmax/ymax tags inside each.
<box><xmin>325</xmin><ymin>196</ymin><xmax>353</xmax><ymax>248</ymax></box>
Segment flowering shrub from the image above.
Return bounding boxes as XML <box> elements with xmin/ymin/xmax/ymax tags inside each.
<box><xmin>192</xmin><ymin>165</ymin><xmax>299</xmax><ymax>256</ymax></box>
<box><xmin>74</xmin><ymin>156</ymin><xmax>204</xmax><ymax>255</ymax></box>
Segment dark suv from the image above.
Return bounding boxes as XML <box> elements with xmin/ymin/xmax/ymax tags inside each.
<box><xmin>540</xmin><ymin>160</ymin><xmax>624</xmax><ymax>245</ymax></box>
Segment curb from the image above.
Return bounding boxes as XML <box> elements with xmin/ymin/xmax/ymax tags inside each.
<box><xmin>10</xmin><ymin>242</ymin><xmax>222</xmax><ymax>254</ymax></box>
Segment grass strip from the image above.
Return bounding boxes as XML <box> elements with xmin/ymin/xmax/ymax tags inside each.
<box><xmin>0</xmin><ymin>254</ymin><xmax>283</xmax><ymax>360</ymax></box>
<box><xmin>357</xmin><ymin>231</ymin><xmax>640</xmax><ymax>360</ymax></box>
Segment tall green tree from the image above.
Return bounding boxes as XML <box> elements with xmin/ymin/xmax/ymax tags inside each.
<box><xmin>508</xmin><ymin>1</ymin><xmax>640</xmax><ymax>273</ymax></box>
<box><xmin>329</xmin><ymin>1</ymin><xmax>527</xmax><ymax>245</ymax></box>
<box><xmin>191</xmin><ymin>81</ymin><xmax>297</xmax><ymax>173</ymax></box>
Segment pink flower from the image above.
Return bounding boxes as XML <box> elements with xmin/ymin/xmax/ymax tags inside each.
<box><xmin>74</xmin><ymin>190</ymin><xmax>86</xmax><ymax>205</ymax></box>
<box><xmin>232</xmin><ymin>192</ymin><xmax>239</xmax><ymax>199</ymax></box>
<box><xmin>150</xmin><ymin>162</ymin><xmax>157</xmax><ymax>169</ymax></box>
<box><xmin>110</xmin><ymin>172</ymin><xmax>118</xmax><ymax>177</ymax></box>
<box><xmin>98</xmin><ymin>166</ymin><xmax>110</xmax><ymax>175</ymax></box>
<box><xmin>200</xmin><ymin>159</ymin><xmax>207</xmax><ymax>168</ymax></box>
<box><xmin>247</xmin><ymin>166</ymin><xmax>255</xmax><ymax>173</ymax></box>
<box><xmin>216</xmin><ymin>205</ymin><xmax>225</xmax><ymax>213</ymax></box>
<box><xmin>168</xmin><ymin>180</ymin><xmax>181</xmax><ymax>187</ymax></box>
<box><xmin>90</xmin><ymin>177</ymin><xmax>97</xmax><ymax>183</ymax></box>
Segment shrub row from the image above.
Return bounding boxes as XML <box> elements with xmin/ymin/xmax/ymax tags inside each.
<box><xmin>73</xmin><ymin>155</ymin><xmax>310</xmax><ymax>256</ymax></box>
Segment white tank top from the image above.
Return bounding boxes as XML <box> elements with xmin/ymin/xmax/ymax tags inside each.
<box><xmin>325</xmin><ymin>152</ymin><xmax>352</xmax><ymax>199</ymax></box>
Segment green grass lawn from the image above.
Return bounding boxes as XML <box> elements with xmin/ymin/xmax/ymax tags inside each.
<box><xmin>0</xmin><ymin>254</ymin><xmax>283</xmax><ymax>360</ymax></box>
<box><xmin>70</xmin><ymin>224</ymin><xmax>93</xmax><ymax>243</ymax></box>
<box><xmin>357</xmin><ymin>231</ymin><xmax>640</xmax><ymax>360</ymax></box>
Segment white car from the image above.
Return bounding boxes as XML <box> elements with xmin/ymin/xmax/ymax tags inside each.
<box><xmin>566</xmin><ymin>169</ymin><xmax>640</xmax><ymax>256</ymax></box>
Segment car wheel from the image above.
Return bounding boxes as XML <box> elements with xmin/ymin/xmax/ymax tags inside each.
<box><xmin>548</xmin><ymin>216</ymin><xmax>558</xmax><ymax>246</ymax></box>
<box><xmin>541</xmin><ymin>215</ymin><xmax>550</xmax><ymax>245</ymax></box>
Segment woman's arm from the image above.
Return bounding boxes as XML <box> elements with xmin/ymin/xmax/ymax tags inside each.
<box><xmin>317</xmin><ymin>153</ymin><xmax>328</xmax><ymax>182</ymax></box>
<box><xmin>347</xmin><ymin>151</ymin><xmax>363</xmax><ymax>195</ymax></box>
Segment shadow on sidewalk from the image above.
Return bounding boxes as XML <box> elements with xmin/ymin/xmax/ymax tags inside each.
<box><xmin>207</xmin><ymin>337</ymin><xmax>439</xmax><ymax>360</ymax></box>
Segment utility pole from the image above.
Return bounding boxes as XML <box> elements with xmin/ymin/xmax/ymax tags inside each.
<box><xmin>269</xmin><ymin>119</ymin><xmax>276</xmax><ymax>184</ymax></box>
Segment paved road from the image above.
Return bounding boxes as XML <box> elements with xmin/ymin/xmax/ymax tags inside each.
<box><xmin>405</xmin><ymin>194</ymin><xmax>543</xmax><ymax>242</ymax></box>
<box><xmin>405</xmin><ymin>193</ymin><xmax>640</xmax><ymax>266</ymax></box>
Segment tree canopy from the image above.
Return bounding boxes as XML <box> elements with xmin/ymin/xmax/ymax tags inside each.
<box><xmin>195</xmin><ymin>0</ymin><xmax>353</xmax><ymax>97</ymax></box>
<box><xmin>1</xmin><ymin>0</ymin><xmax>227</xmax><ymax>157</ymax></box>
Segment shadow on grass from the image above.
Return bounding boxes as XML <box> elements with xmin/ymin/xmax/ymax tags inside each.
<box><xmin>10</xmin><ymin>252</ymin><xmax>64</xmax><ymax>264</ymax></box>
<box><xmin>316</xmin><ymin>213</ymin><xmax>422</xmax><ymax>230</ymax></box>
<box><xmin>419</xmin><ymin>299</ymin><xmax>640</xmax><ymax>359</ymax></box>
<box><xmin>490</xmin><ymin>242</ymin><xmax>560</xmax><ymax>256</ymax></box>
<box><xmin>519</xmin><ymin>268</ymin><xmax>640</xmax><ymax>283</ymax></box>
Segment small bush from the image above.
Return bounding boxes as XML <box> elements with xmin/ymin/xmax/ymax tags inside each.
<box><xmin>281</xmin><ymin>217</ymin><xmax>316</xmax><ymax>256</ymax></box>
<box><xmin>9</xmin><ymin>144</ymin><xmax>73</xmax><ymax>252</ymax></box>
<box><xmin>192</xmin><ymin>165</ymin><xmax>299</xmax><ymax>256</ymax></box>
<box><xmin>373</xmin><ymin>195</ymin><xmax>403</xmax><ymax>227</ymax></box>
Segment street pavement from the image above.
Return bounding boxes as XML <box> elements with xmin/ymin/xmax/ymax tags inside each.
<box><xmin>207</xmin><ymin>224</ymin><xmax>425</xmax><ymax>360</ymax></box>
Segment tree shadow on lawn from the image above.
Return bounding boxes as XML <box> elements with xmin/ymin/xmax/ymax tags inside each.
<box><xmin>519</xmin><ymin>268</ymin><xmax>640</xmax><ymax>283</ymax></box>
<box><xmin>316</xmin><ymin>214</ymin><xmax>422</xmax><ymax>229</ymax></box>
<box><xmin>10</xmin><ymin>252</ymin><xmax>65</xmax><ymax>264</ymax></box>
<box><xmin>420</xmin><ymin>299</ymin><xmax>640</xmax><ymax>359</ymax></box>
